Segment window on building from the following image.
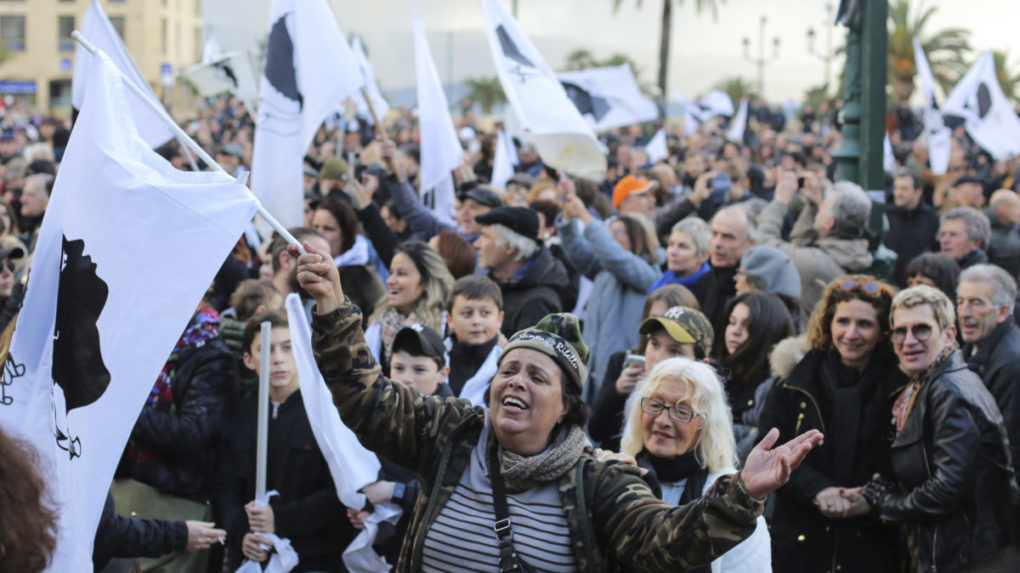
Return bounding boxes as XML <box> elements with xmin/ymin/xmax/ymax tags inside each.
<box><xmin>58</xmin><ymin>15</ymin><xmax>75</xmax><ymax>52</ymax></box>
<box><xmin>0</xmin><ymin>15</ymin><xmax>26</xmax><ymax>52</ymax></box>
<box><xmin>109</xmin><ymin>16</ymin><xmax>125</xmax><ymax>40</ymax></box>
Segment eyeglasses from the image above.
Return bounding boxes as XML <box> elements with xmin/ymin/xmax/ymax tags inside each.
<box><xmin>888</xmin><ymin>324</ymin><xmax>934</xmax><ymax>344</ymax></box>
<box><xmin>641</xmin><ymin>397</ymin><xmax>699</xmax><ymax>424</ymax></box>
<box><xmin>838</xmin><ymin>278</ymin><xmax>884</xmax><ymax>295</ymax></box>
<box><xmin>0</xmin><ymin>259</ymin><xmax>13</xmax><ymax>274</ymax></box>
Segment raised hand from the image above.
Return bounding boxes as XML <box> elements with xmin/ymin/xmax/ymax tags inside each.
<box><xmin>774</xmin><ymin>168</ymin><xmax>798</xmax><ymax>206</ymax></box>
<box><xmin>291</xmin><ymin>241</ymin><xmax>344</xmax><ymax>313</ymax></box>
<box><xmin>739</xmin><ymin>428</ymin><xmax>823</xmax><ymax>499</ymax></box>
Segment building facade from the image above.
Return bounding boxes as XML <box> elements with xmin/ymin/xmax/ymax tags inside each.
<box><xmin>0</xmin><ymin>0</ymin><xmax>202</xmax><ymax>114</ymax></box>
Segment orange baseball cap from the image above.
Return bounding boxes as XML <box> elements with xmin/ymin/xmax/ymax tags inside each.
<box><xmin>612</xmin><ymin>175</ymin><xmax>656</xmax><ymax>208</ymax></box>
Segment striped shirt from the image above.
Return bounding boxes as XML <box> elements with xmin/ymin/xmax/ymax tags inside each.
<box><xmin>422</xmin><ymin>422</ymin><xmax>577</xmax><ymax>572</ymax></box>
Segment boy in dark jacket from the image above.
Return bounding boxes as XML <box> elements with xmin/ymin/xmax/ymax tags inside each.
<box><xmin>444</xmin><ymin>275</ymin><xmax>504</xmax><ymax>405</ymax></box>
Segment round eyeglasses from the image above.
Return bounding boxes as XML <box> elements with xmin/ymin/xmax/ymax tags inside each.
<box><xmin>641</xmin><ymin>397</ymin><xmax>700</xmax><ymax>424</ymax></box>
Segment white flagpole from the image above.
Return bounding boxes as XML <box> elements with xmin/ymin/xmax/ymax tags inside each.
<box><xmin>256</xmin><ymin>320</ymin><xmax>271</xmax><ymax>501</ymax></box>
<box><xmin>72</xmin><ymin>30</ymin><xmax>306</xmax><ymax>254</ymax></box>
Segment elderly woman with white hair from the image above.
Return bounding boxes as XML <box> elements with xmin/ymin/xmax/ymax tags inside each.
<box><xmin>616</xmin><ymin>357</ymin><xmax>772</xmax><ymax>573</ymax></box>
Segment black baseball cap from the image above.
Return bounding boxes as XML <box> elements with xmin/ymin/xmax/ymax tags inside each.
<box><xmin>392</xmin><ymin>323</ymin><xmax>446</xmax><ymax>366</ymax></box>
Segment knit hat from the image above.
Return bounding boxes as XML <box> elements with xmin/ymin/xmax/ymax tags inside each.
<box><xmin>612</xmin><ymin>175</ymin><xmax>656</xmax><ymax>208</ymax></box>
<box><xmin>474</xmin><ymin>206</ymin><xmax>540</xmax><ymax>242</ymax></box>
<box><xmin>639</xmin><ymin>306</ymin><xmax>713</xmax><ymax>357</ymax></box>
<box><xmin>320</xmin><ymin>158</ymin><xmax>349</xmax><ymax>181</ymax></box>
<box><xmin>499</xmin><ymin>313</ymin><xmax>590</xmax><ymax>391</ymax></box>
<box><xmin>739</xmin><ymin>245</ymin><xmax>802</xmax><ymax>300</ymax></box>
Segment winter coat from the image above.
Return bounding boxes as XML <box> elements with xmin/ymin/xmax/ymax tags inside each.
<box><xmin>590</xmin><ymin>351</ymin><xmax>629</xmax><ymax>450</ymax></box>
<box><xmin>884</xmin><ymin>202</ymin><xmax>939</xmax><ymax>286</ymax></box>
<box><xmin>312</xmin><ymin>301</ymin><xmax>767</xmax><ymax>573</ymax></box>
<box><xmin>92</xmin><ymin>491</ymin><xmax>187</xmax><ymax>571</ymax></box>
<box><xmin>956</xmin><ymin>248</ymin><xmax>989</xmax><ymax>270</ymax></box>
<box><xmin>758</xmin><ymin>348</ymin><xmax>906</xmax><ymax>573</ymax></box>
<box><xmin>491</xmin><ymin>245</ymin><xmax>570</xmax><ymax>338</ymax></box>
<box><xmin>987</xmin><ymin>210</ymin><xmax>1020</xmax><ymax>277</ymax></box>
<box><xmin>756</xmin><ymin>200</ymin><xmax>873</xmax><ymax>320</ymax></box>
<box><xmin>694</xmin><ymin>264</ymin><xmax>738</xmax><ymax>358</ymax></box>
<box><xmin>879</xmin><ymin>350</ymin><xmax>1018</xmax><ymax>573</ymax></box>
<box><xmin>125</xmin><ymin>338</ymin><xmax>239</xmax><ymax>498</ymax></box>
<box><xmin>557</xmin><ymin>217</ymin><xmax>660</xmax><ymax>394</ymax></box>
<box><xmin>964</xmin><ymin>316</ymin><xmax>1020</xmax><ymax>481</ymax></box>
<box><xmin>216</xmin><ymin>390</ymin><xmax>351</xmax><ymax>572</ymax></box>
<box><xmin>384</xmin><ymin>173</ymin><xmax>457</xmax><ymax>240</ymax></box>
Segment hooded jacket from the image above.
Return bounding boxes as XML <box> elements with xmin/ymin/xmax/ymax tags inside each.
<box><xmin>491</xmin><ymin>245</ymin><xmax>570</xmax><ymax>338</ymax></box>
<box><xmin>756</xmin><ymin>200</ymin><xmax>873</xmax><ymax>320</ymax></box>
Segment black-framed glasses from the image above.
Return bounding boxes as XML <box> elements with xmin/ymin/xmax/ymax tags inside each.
<box><xmin>641</xmin><ymin>397</ymin><xmax>699</xmax><ymax>424</ymax></box>
<box><xmin>839</xmin><ymin>278</ymin><xmax>883</xmax><ymax>294</ymax></box>
<box><xmin>889</xmin><ymin>324</ymin><xmax>933</xmax><ymax>344</ymax></box>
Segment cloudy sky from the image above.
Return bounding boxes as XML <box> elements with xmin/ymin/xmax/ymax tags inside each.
<box><xmin>206</xmin><ymin>0</ymin><xmax>1016</xmax><ymax>103</ymax></box>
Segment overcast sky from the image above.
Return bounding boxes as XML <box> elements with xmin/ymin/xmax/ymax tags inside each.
<box><xmin>206</xmin><ymin>0</ymin><xmax>1017</xmax><ymax>103</ymax></box>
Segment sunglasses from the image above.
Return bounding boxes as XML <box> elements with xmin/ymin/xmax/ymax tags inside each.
<box><xmin>838</xmin><ymin>278</ymin><xmax>884</xmax><ymax>295</ymax></box>
<box><xmin>888</xmin><ymin>324</ymin><xmax>933</xmax><ymax>344</ymax></box>
<box><xmin>0</xmin><ymin>259</ymin><xmax>13</xmax><ymax>274</ymax></box>
<box><xmin>640</xmin><ymin>397</ymin><xmax>700</xmax><ymax>424</ymax></box>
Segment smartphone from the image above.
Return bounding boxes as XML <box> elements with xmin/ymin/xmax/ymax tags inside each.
<box><xmin>624</xmin><ymin>354</ymin><xmax>646</xmax><ymax>369</ymax></box>
<box><xmin>710</xmin><ymin>173</ymin><xmax>731</xmax><ymax>203</ymax></box>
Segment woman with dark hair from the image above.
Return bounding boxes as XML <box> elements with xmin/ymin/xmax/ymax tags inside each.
<box><xmin>312</xmin><ymin>197</ymin><xmax>385</xmax><ymax>317</ymax></box>
<box><xmin>716</xmin><ymin>292</ymin><xmax>794</xmax><ymax>460</ymax></box>
<box><xmin>904</xmin><ymin>251</ymin><xmax>961</xmax><ymax>302</ymax></box>
<box><xmin>293</xmin><ymin>241</ymin><xmax>821</xmax><ymax>573</ymax></box>
<box><xmin>0</xmin><ymin>427</ymin><xmax>57</xmax><ymax>572</ymax></box>
<box><xmin>758</xmin><ymin>275</ymin><xmax>906</xmax><ymax>573</ymax></box>
<box><xmin>428</xmin><ymin>229</ymin><xmax>476</xmax><ymax>279</ymax></box>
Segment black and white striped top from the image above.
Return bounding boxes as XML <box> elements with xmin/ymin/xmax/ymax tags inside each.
<box><xmin>421</xmin><ymin>422</ymin><xmax>578</xmax><ymax>572</ymax></box>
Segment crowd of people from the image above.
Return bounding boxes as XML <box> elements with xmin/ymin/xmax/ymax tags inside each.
<box><xmin>1</xmin><ymin>90</ymin><xmax>1019</xmax><ymax>573</ymax></box>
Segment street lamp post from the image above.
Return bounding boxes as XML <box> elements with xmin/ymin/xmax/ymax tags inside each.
<box><xmin>806</xmin><ymin>2</ymin><xmax>836</xmax><ymax>93</ymax></box>
<box><xmin>742</xmin><ymin>15</ymin><xmax>780</xmax><ymax>98</ymax></box>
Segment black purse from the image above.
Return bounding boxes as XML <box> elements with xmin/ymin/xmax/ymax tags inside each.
<box><xmin>488</xmin><ymin>443</ymin><xmax>539</xmax><ymax>573</ymax></box>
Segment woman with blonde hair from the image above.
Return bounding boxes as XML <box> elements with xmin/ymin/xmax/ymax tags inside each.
<box><xmin>617</xmin><ymin>357</ymin><xmax>772</xmax><ymax>573</ymax></box>
<box><xmin>365</xmin><ymin>241</ymin><xmax>454</xmax><ymax>372</ymax></box>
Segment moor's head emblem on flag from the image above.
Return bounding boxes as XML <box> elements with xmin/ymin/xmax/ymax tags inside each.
<box><xmin>265</xmin><ymin>14</ymin><xmax>303</xmax><ymax>109</ymax></box>
<box><xmin>496</xmin><ymin>25</ymin><xmax>534</xmax><ymax>69</ymax></box>
<box><xmin>965</xmin><ymin>83</ymin><xmax>993</xmax><ymax>119</ymax></box>
<box><xmin>561</xmin><ymin>81</ymin><xmax>611</xmax><ymax>122</ymax></box>
<box><xmin>52</xmin><ymin>235</ymin><xmax>110</xmax><ymax>412</ymax></box>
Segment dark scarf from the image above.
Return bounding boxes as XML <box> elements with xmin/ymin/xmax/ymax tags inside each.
<box><xmin>447</xmin><ymin>335</ymin><xmax>498</xmax><ymax>396</ymax></box>
<box><xmin>636</xmin><ymin>450</ymin><xmax>711</xmax><ymax>573</ymax></box>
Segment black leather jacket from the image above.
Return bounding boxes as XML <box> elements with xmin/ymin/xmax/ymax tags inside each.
<box><xmin>880</xmin><ymin>351</ymin><xmax>1018</xmax><ymax>573</ymax></box>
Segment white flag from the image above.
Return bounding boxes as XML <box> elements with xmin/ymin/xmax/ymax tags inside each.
<box><xmin>72</xmin><ymin>0</ymin><xmax>175</xmax><ymax>148</ymax></box>
<box><xmin>413</xmin><ymin>8</ymin><xmax>461</xmax><ymax>225</ymax></box>
<box><xmin>203</xmin><ymin>35</ymin><xmax>223</xmax><ymax>64</ymax></box>
<box><xmin>251</xmin><ymin>0</ymin><xmax>364</xmax><ymax>231</ymax></box>
<box><xmin>671</xmin><ymin>92</ymin><xmax>700</xmax><ymax>137</ymax></box>
<box><xmin>913</xmin><ymin>38</ymin><xmax>952</xmax><ymax>175</ymax></box>
<box><xmin>0</xmin><ymin>52</ymin><xmax>258</xmax><ymax>571</ymax></box>
<box><xmin>491</xmin><ymin>129</ymin><xmax>518</xmax><ymax>189</ymax></box>
<box><xmin>557</xmin><ymin>64</ymin><xmax>658</xmax><ymax>132</ymax></box>
<box><xmin>182</xmin><ymin>51</ymin><xmax>259</xmax><ymax>110</ymax></box>
<box><xmin>645</xmin><ymin>129</ymin><xmax>667</xmax><ymax>164</ymax></box>
<box><xmin>284</xmin><ymin>294</ymin><xmax>399</xmax><ymax>573</ymax></box>
<box><xmin>352</xmin><ymin>37</ymin><xmax>390</xmax><ymax>124</ymax></box>
<box><xmin>884</xmin><ymin>132</ymin><xmax>897</xmax><ymax>173</ymax></box>
<box><xmin>479</xmin><ymin>0</ymin><xmax>606</xmax><ymax>181</ymax></box>
<box><xmin>944</xmin><ymin>50</ymin><xmax>1020</xmax><ymax>160</ymax></box>
<box><xmin>726</xmin><ymin>98</ymin><xmax>748</xmax><ymax>143</ymax></box>
<box><xmin>690</xmin><ymin>90</ymin><xmax>735</xmax><ymax>122</ymax></box>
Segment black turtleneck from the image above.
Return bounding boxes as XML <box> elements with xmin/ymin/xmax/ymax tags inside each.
<box><xmin>447</xmin><ymin>335</ymin><xmax>499</xmax><ymax>397</ymax></box>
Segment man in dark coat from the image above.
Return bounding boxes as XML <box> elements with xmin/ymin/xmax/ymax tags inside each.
<box><xmin>939</xmin><ymin>207</ymin><xmax>991</xmax><ymax>270</ymax></box>
<box><xmin>474</xmin><ymin>206</ymin><xmax>569</xmax><ymax>337</ymax></box>
<box><xmin>885</xmin><ymin>168</ymin><xmax>939</xmax><ymax>286</ymax></box>
<box><xmin>695</xmin><ymin>204</ymin><xmax>756</xmax><ymax>356</ymax></box>
<box><xmin>986</xmin><ymin>190</ymin><xmax>1020</xmax><ymax>277</ymax></box>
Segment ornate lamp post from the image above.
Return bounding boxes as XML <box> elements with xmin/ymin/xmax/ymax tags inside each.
<box><xmin>742</xmin><ymin>15</ymin><xmax>780</xmax><ymax>98</ymax></box>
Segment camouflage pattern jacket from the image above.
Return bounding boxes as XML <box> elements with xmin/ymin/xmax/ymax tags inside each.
<box><xmin>312</xmin><ymin>301</ymin><xmax>765</xmax><ymax>572</ymax></box>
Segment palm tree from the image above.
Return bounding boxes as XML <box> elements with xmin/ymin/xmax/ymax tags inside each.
<box><xmin>713</xmin><ymin>77</ymin><xmax>756</xmax><ymax>105</ymax></box>
<box><xmin>992</xmin><ymin>50</ymin><xmax>1020</xmax><ymax>100</ymax></box>
<box><xmin>887</xmin><ymin>0</ymin><xmax>971</xmax><ymax>102</ymax></box>
<box><xmin>612</xmin><ymin>0</ymin><xmax>723</xmax><ymax>119</ymax></box>
<box><xmin>564</xmin><ymin>49</ymin><xmax>598</xmax><ymax>71</ymax></box>
<box><xmin>464</xmin><ymin>76</ymin><xmax>506</xmax><ymax>114</ymax></box>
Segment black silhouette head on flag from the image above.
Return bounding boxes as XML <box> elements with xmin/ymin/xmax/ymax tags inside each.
<box><xmin>965</xmin><ymin>83</ymin><xmax>993</xmax><ymax>119</ymax></box>
<box><xmin>560</xmin><ymin>81</ymin><xmax>611</xmax><ymax>122</ymax></box>
<box><xmin>496</xmin><ymin>25</ymin><xmax>535</xmax><ymax>69</ymax></box>
<box><xmin>52</xmin><ymin>235</ymin><xmax>110</xmax><ymax>412</ymax></box>
<box><xmin>214</xmin><ymin>61</ymin><xmax>239</xmax><ymax>90</ymax></box>
<box><xmin>265</xmin><ymin>15</ymin><xmax>303</xmax><ymax>108</ymax></box>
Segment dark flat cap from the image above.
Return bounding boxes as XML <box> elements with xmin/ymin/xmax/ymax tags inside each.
<box><xmin>474</xmin><ymin>206</ymin><xmax>540</xmax><ymax>242</ymax></box>
<box><xmin>459</xmin><ymin>186</ymin><xmax>503</xmax><ymax>209</ymax></box>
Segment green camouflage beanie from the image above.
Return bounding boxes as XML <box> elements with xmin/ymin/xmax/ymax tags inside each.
<box><xmin>499</xmin><ymin>313</ymin><xmax>590</xmax><ymax>391</ymax></box>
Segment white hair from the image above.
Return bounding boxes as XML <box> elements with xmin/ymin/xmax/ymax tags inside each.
<box><xmin>959</xmin><ymin>264</ymin><xmax>1017</xmax><ymax>313</ymax></box>
<box><xmin>490</xmin><ymin>223</ymin><xmax>538</xmax><ymax>262</ymax></box>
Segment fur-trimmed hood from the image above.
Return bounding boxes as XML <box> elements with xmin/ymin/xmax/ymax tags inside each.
<box><xmin>768</xmin><ymin>335</ymin><xmax>808</xmax><ymax>380</ymax></box>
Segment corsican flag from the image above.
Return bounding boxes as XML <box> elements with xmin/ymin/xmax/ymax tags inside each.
<box><xmin>690</xmin><ymin>90</ymin><xmax>735</xmax><ymax>122</ymax></box>
<box><xmin>182</xmin><ymin>51</ymin><xmax>259</xmax><ymax>112</ymax></box>
<box><xmin>557</xmin><ymin>64</ymin><xmax>658</xmax><ymax>132</ymax></box>
<box><xmin>72</xmin><ymin>0</ymin><xmax>175</xmax><ymax>148</ymax></box>
<box><xmin>491</xmin><ymin>129</ymin><xmax>519</xmax><ymax>189</ymax></box>
<box><xmin>645</xmin><ymin>129</ymin><xmax>668</xmax><ymax>164</ymax></box>
<box><xmin>726</xmin><ymin>98</ymin><xmax>749</xmax><ymax>144</ymax></box>
<box><xmin>203</xmin><ymin>35</ymin><xmax>223</xmax><ymax>64</ymax></box>
<box><xmin>943</xmin><ymin>50</ymin><xmax>1020</xmax><ymax>160</ymax></box>
<box><xmin>479</xmin><ymin>0</ymin><xmax>606</xmax><ymax>181</ymax></box>
<box><xmin>252</xmin><ymin>0</ymin><xmax>364</xmax><ymax>232</ymax></box>
<box><xmin>352</xmin><ymin>36</ymin><xmax>390</xmax><ymax>125</ymax></box>
<box><xmin>284</xmin><ymin>294</ymin><xmax>399</xmax><ymax>572</ymax></box>
<box><xmin>913</xmin><ymin>38</ymin><xmax>952</xmax><ymax>175</ymax></box>
<box><xmin>0</xmin><ymin>52</ymin><xmax>258</xmax><ymax>571</ymax></box>
<box><xmin>413</xmin><ymin>8</ymin><xmax>461</xmax><ymax>226</ymax></box>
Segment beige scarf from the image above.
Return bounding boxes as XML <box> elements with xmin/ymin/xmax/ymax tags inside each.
<box><xmin>496</xmin><ymin>425</ymin><xmax>591</xmax><ymax>493</ymax></box>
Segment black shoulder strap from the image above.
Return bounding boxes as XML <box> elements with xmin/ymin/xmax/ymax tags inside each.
<box><xmin>488</xmin><ymin>441</ymin><xmax>520</xmax><ymax>573</ymax></box>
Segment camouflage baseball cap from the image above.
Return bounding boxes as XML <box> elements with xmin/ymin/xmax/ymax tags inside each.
<box><xmin>639</xmin><ymin>306</ymin><xmax>714</xmax><ymax>357</ymax></box>
<box><xmin>499</xmin><ymin>313</ymin><xmax>590</xmax><ymax>391</ymax></box>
